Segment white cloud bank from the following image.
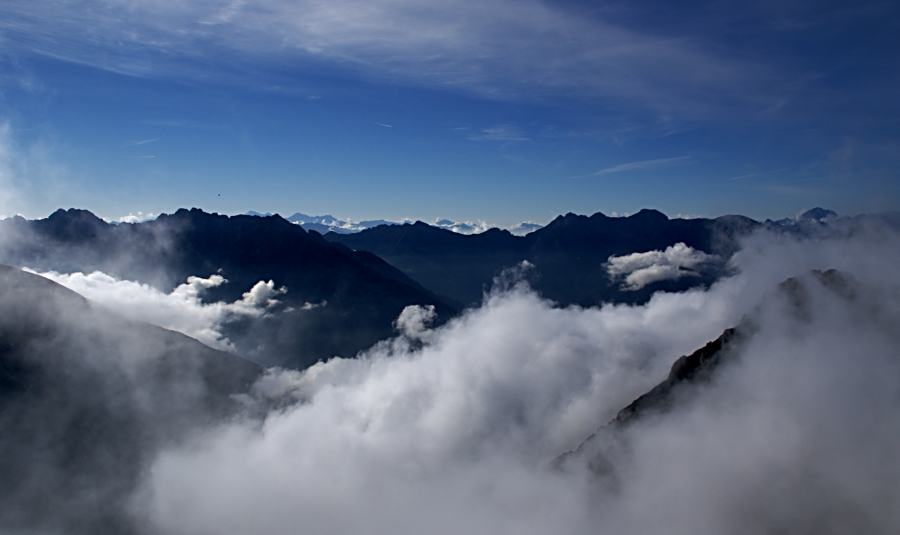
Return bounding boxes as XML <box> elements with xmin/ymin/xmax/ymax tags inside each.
<box><xmin>26</xmin><ymin>270</ymin><xmax>286</xmax><ymax>351</ymax></box>
<box><xmin>112</xmin><ymin>211</ymin><xmax>157</xmax><ymax>224</ymax></box>
<box><xmin>133</xmin><ymin>226</ymin><xmax>900</xmax><ymax>535</ymax></box>
<box><xmin>606</xmin><ymin>242</ymin><xmax>716</xmax><ymax>290</ymax></box>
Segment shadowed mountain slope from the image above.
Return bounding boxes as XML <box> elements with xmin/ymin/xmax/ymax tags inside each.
<box><xmin>327</xmin><ymin>209</ymin><xmax>760</xmax><ymax>307</ymax></box>
<box><xmin>556</xmin><ymin>269</ymin><xmax>859</xmax><ymax>473</ymax></box>
<box><xmin>0</xmin><ymin>209</ymin><xmax>456</xmax><ymax>368</ymax></box>
<box><xmin>0</xmin><ymin>265</ymin><xmax>262</xmax><ymax>534</ymax></box>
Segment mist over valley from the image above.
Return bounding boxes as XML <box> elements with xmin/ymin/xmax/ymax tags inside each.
<box><xmin>2</xmin><ymin>208</ymin><xmax>900</xmax><ymax>534</ymax></box>
<box><xmin>2</xmin><ymin>0</ymin><xmax>899</xmax><ymax>530</ymax></box>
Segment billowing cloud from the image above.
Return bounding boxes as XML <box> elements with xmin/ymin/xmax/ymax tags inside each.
<box><xmin>393</xmin><ymin>304</ymin><xmax>436</xmax><ymax>341</ymax></box>
<box><xmin>133</xmin><ymin>226</ymin><xmax>900</xmax><ymax>535</ymax></box>
<box><xmin>606</xmin><ymin>242</ymin><xmax>716</xmax><ymax>290</ymax></box>
<box><xmin>26</xmin><ymin>270</ymin><xmax>286</xmax><ymax>351</ymax></box>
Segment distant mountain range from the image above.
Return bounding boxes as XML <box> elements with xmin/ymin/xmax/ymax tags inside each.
<box><xmin>766</xmin><ymin>207</ymin><xmax>838</xmax><ymax>226</ymax></box>
<box><xmin>326</xmin><ymin>207</ymin><xmax>900</xmax><ymax>308</ymax></box>
<box><xmin>2</xmin><ymin>206</ymin><xmax>896</xmax><ymax>369</ymax></box>
<box><xmin>327</xmin><ymin>209</ymin><xmax>760</xmax><ymax>307</ymax></box>
<box><xmin>246</xmin><ymin>211</ymin><xmax>544</xmax><ymax>236</ymax></box>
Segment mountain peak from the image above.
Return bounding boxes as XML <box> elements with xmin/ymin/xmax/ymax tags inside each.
<box><xmin>630</xmin><ymin>208</ymin><xmax>668</xmax><ymax>222</ymax></box>
<box><xmin>799</xmin><ymin>207</ymin><xmax>838</xmax><ymax>222</ymax></box>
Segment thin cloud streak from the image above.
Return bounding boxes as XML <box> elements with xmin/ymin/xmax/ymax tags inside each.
<box><xmin>468</xmin><ymin>125</ymin><xmax>529</xmax><ymax>142</ymax></box>
<box><xmin>126</xmin><ymin>138</ymin><xmax>158</xmax><ymax>146</ymax></box>
<box><xmin>728</xmin><ymin>165</ymin><xmax>804</xmax><ymax>181</ymax></box>
<box><xmin>574</xmin><ymin>156</ymin><xmax>690</xmax><ymax>178</ymax></box>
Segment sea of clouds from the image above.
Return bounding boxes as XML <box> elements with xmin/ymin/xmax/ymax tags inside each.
<box><xmin>25</xmin><ymin>224</ymin><xmax>900</xmax><ymax>534</ymax></box>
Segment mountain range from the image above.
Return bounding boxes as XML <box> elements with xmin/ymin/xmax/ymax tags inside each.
<box><xmin>0</xmin><ymin>208</ymin><xmax>455</xmax><ymax>368</ymax></box>
<box><xmin>326</xmin><ymin>209</ymin><xmax>760</xmax><ymax>307</ymax></box>
<box><xmin>247</xmin><ymin>211</ymin><xmax>544</xmax><ymax>236</ymax></box>
<box><xmin>0</xmin><ymin>206</ymin><xmax>897</xmax><ymax>533</ymax></box>
<box><xmin>2</xmin><ymin>206</ymin><xmax>895</xmax><ymax>369</ymax></box>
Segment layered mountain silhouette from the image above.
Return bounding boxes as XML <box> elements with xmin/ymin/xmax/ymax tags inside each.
<box><xmin>327</xmin><ymin>209</ymin><xmax>760</xmax><ymax>307</ymax></box>
<box><xmin>0</xmin><ymin>265</ymin><xmax>261</xmax><ymax>534</ymax></box>
<box><xmin>0</xmin><ymin>209</ymin><xmax>455</xmax><ymax>368</ymax></box>
<box><xmin>4</xmin><ymin>206</ymin><xmax>889</xmax><ymax>372</ymax></box>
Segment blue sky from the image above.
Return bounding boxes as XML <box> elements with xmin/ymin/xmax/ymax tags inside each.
<box><xmin>0</xmin><ymin>0</ymin><xmax>898</xmax><ymax>225</ymax></box>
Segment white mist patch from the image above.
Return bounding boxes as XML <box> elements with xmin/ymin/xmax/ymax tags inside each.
<box><xmin>114</xmin><ymin>211</ymin><xmax>157</xmax><ymax>224</ymax></box>
<box><xmin>393</xmin><ymin>304</ymin><xmax>436</xmax><ymax>341</ymax></box>
<box><xmin>0</xmin><ymin>122</ymin><xmax>18</xmax><ymax>218</ymax></box>
<box><xmin>27</xmin><ymin>270</ymin><xmax>286</xmax><ymax>350</ymax></box>
<box><xmin>606</xmin><ymin>242</ymin><xmax>716</xmax><ymax>290</ymax></box>
<box><xmin>143</xmin><ymin>287</ymin><xmax>742</xmax><ymax>535</ymax></box>
<box><xmin>587</xmin><ymin>269</ymin><xmax>900</xmax><ymax>534</ymax></box>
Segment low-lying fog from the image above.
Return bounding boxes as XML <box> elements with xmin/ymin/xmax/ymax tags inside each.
<box><xmin>17</xmin><ymin>225</ymin><xmax>900</xmax><ymax>534</ymax></box>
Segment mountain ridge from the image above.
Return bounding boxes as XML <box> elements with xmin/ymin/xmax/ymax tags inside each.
<box><xmin>327</xmin><ymin>208</ymin><xmax>760</xmax><ymax>307</ymax></box>
<box><xmin>0</xmin><ymin>209</ymin><xmax>456</xmax><ymax>369</ymax></box>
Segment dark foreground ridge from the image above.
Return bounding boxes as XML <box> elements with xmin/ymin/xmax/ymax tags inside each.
<box><xmin>556</xmin><ymin>269</ymin><xmax>859</xmax><ymax>472</ymax></box>
<box><xmin>0</xmin><ymin>265</ymin><xmax>262</xmax><ymax>534</ymax></box>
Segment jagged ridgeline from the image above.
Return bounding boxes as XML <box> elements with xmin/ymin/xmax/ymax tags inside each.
<box><xmin>0</xmin><ymin>209</ymin><xmax>456</xmax><ymax>369</ymax></box>
<box><xmin>3</xmin><ymin>207</ymin><xmax>892</xmax><ymax>370</ymax></box>
<box><xmin>326</xmin><ymin>209</ymin><xmax>760</xmax><ymax>307</ymax></box>
<box><xmin>0</xmin><ymin>208</ymin><xmax>760</xmax><ymax>368</ymax></box>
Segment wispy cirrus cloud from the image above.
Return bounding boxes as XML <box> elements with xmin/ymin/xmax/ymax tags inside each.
<box><xmin>468</xmin><ymin>125</ymin><xmax>529</xmax><ymax>142</ymax></box>
<box><xmin>575</xmin><ymin>156</ymin><xmax>690</xmax><ymax>178</ymax></box>
<box><xmin>126</xmin><ymin>138</ymin><xmax>158</xmax><ymax>146</ymax></box>
<box><xmin>0</xmin><ymin>0</ymin><xmax>787</xmax><ymax>118</ymax></box>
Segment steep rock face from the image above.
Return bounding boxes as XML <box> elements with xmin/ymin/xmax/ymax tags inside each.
<box><xmin>0</xmin><ymin>265</ymin><xmax>262</xmax><ymax>535</ymax></box>
<box><xmin>0</xmin><ymin>209</ymin><xmax>456</xmax><ymax>368</ymax></box>
<box><xmin>327</xmin><ymin>210</ymin><xmax>760</xmax><ymax>307</ymax></box>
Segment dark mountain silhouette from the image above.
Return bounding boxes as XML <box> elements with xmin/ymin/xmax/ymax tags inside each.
<box><xmin>798</xmin><ymin>207</ymin><xmax>838</xmax><ymax>222</ymax></box>
<box><xmin>327</xmin><ymin>209</ymin><xmax>760</xmax><ymax>307</ymax></box>
<box><xmin>768</xmin><ymin>207</ymin><xmax>839</xmax><ymax>225</ymax></box>
<box><xmin>0</xmin><ymin>209</ymin><xmax>456</xmax><ymax>369</ymax></box>
<box><xmin>0</xmin><ymin>265</ymin><xmax>262</xmax><ymax>534</ymax></box>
